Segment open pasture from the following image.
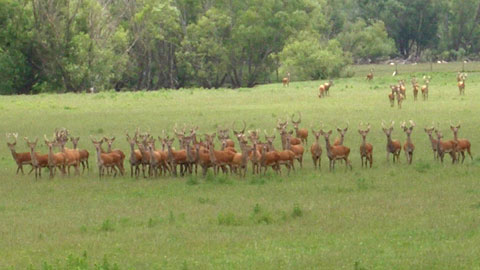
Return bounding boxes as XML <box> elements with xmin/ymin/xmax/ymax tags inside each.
<box><xmin>1</xmin><ymin>63</ymin><xmax>480</xmax><ymax>269</ymax></box>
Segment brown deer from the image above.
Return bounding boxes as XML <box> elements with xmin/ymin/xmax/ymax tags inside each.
<box><xmin>264</xmin><ymin>130</ymin><xmax>295</xmax><ymax>175</ymax></box>
<box><xmin>103</xmin><ymin>137</ymin><xmax>126</xmax><ymax>173</ymax></box>
<box><xmin>195</xmin><ymin>143</ymin><xmax>213</xmax><ymax>177</ymax></box>
<box><xmin>366</xmin><ymin>69</ymin><xmax>374</xmax><ymax>81</ymax></box>
<box><xmin>126</xmin><ymin>133</ymin><xmax>142</xmax><ymax>177</ymax></box>
<box><xmin>165</xmin><ymin>137</ymin><xmax>188</xmax><ymax>176</ymax></box>
<box><xmin>435</xmin><ymin>130</ymin><xmax>457</xmax><ymax>164</ymax></box>
<box><xmin>70</xmin><ymin>137</ymin><xmax>89</xmax><ymax>173</ymax></box>
<box><xmin>136</xmin><ymin>138</ymin><xmax>151</xmax><ymax>178</ymax></box>
<box><xmin>358</xmin><ymin>123</ymin><xmax>373</xmax><ymax>168</ymax></box>
<box><xmin>231</xmin><ymin>140</ymin><xmax>250</xmax><ymax>177</ymax></box>
<box><xmin>6</xmin><ymin>133</ymin><xmax>33</xmax><ymax>175</ymax></box>
<box><xmin>333</xmin><ymin>123</ymin><xmax>348</xmax><ymax>146</ymax></box>
<box><xmin>260</xmin><ymin>144</ymin><xmax>280</xmax><ymax>175</ymax></box>
<box><xmin>55</xmin><ymin>129</ymin><xmax>81</xmax><ymax>175</ymax></box>
<box><xmin>424</xmin><ymin>126</ymin><xmax>438</xmax><ymax>160</ymax></box>
<box><xmin>324</xmin><ymin>80</ymin><xmax>333</xmax><ymax>96</ymax></box>
<box><xmin>398</xmin><ymin>80</ymin><xmax>407</xmax><ymax>99</ymax></box>
<box><xmin>421</xmin><ymin>76</ymin><xmax>430</xmax><ymax>100</ymax></box>
<box><xmin>24</xmin><ymin>137</ymin><xmax>48</xmax><ymax>180</ymax></box>
<box><xmin>411</xmin><ymin>77</ymin><xmax>419</xmax><ymax>101</ymax></box>
<box><xmin>147</xmin><ymin>139</ymin><xmax>169</xmax><ymax>177</ymax></box>
<box><xmin>90</xmin><ymin>137</ymin><xmax>121</xmax><ymax>178</ymax></box>
<box><xmin>381</xmin><ymin>121</ymin><xmax>401</xmax><ymax>163</ymax></box>
<box><xmin>396</xmin><ymin>90</ymin><xmax>404</xmax><ymax>109</ymax></box>
<box><xmin>206</xmin><ymin>133</ymin><xmax>235</xmax><ymax>175</ymax></box>
<box><xmin>401</xmin><ymin>121</ymin><xmax>416</xmax><ymax>164</ymax></box>
<box><xmin>249</xmin><ymin>141</ymin><xmax>262</xmax><ymax>175</ymax></box>
<box><xmin>310</xmin><ymin>128</ymin><xmax>323</xmax><ymax>170</ymax></box>
<box><xmin>218</xmin><ymin>127</ymin><xmax>235</xmax><ymax>148</ymax></box>
<box><xmin>450</xmin><ymin>123</ymin><xmax>473</xmax><ymax>163</ymax></box>
<box><xmin>457</xmin><ymin>73</ymin><xmax>467</xmax><ymax>95</ymax></box>
<box><xmin>319</xmin><ymin>129</ymin><xmax>352</xmax><ymax>171</ymax></box>
<box><xmin>232</xmin><ymin>121</ymin><xmax>247</xmax><ymax>143</ymax></box>
<box><xmin>291</xmin><ymin>112</ymin><xmax>308</xmax><ymax>145</ymax></box>
<box><xmin>282</xmin><ymin>72</ymin><xmax>290</xmax><ymax>87</ymax></box>
<box><xmin>388</xmin><ymin>85</ymin><xmax>396</xmax><ymax>107</ymax></box>
<box><xmin>44</xmin><ymin>135</ymin><xmax>66</xmax><ymax>178</ymax></box>
<box><xmin>318</xmin><ymin>84</ymin><xmax>326</xmax><ymax>98</ymax></box>
<box><xmin>286</xmin><ymin>130</ymin><xmax>304</xmax><ymax>168</ymax></box>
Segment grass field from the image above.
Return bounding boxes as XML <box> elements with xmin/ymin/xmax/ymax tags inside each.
<box><xmin>1</xmin><ymin>62</ymin><xmax>480</xmax><ymax>269</ymax></box>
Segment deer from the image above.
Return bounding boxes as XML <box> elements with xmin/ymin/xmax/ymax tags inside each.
<box><xmin>282</xmin><ymin>72</ymin><xmax>290</xmax><ymax>87</ymax></box>
<box><xmin>54</xmin><ymin>129</ymin><xmax>81</xmax><ymax>175</ymax></box>
<box><xmin>103</xmin><ymin>137</ymin><xmax>126</xmax><ymax>174</ymax></box>
<box><xmin>401</xmin><ymin>121</ymin><xmax>416</xmax><ymax>164</ymax></box>
<box><xmin>396</xmin><ymin>89</ymin><xmax>404</xmax><ymax>109</ymax></box>
<box><xmin>310</xmin><ymin>128</ymin><xmax>323</xmax><ymax>170</ymax></box>
<box><xmin>231</xmin><ymin>139</ymin><xmax>250</xmax><ymax>177</ymax></box>
<box><xmin>411</xmin><ymin>77</ymin><xmax>419</xmax><ymax>101</ymax></box>
<box><xmin>206</xmin><ymin>133</ymin><xmax>235</xmax><ymax>175</ymax></box>
<box><xmin>184</xmin><ymin>135</ymin><xmax>198</xmax><ymax>175</ymax></box>
<box><xmin>70</xmin><ymin>137</ymin><xmax>89</xmax><ymax>173</ymax></box>
<box><xmin>388</xmin><ymin>85</ymin><xmax>396</xmax><ymax>107</ymax></box>
<box><xmin>195</xmin><ymin>142</ymin><xmax>213</xmax><ymax>177</ymax></box>
<box><xmin>90</xmin><ymin>137</ymin><xmax>121</xmax><ymax>178</ymax></box>
<box><xmin>398</xmin><ymin>80</ymin><xmax>407</xmax><ymax>99</ymax></box>
<box><xmin>44</xmin><ymin>135</ymin><xmax>66</xmax><ymax>178</ymax></box>
<box><xmin>146</xmin><ymin>139</ymin><xmax>169</xmax><ymax>177</ymax></box>
<box><xmin>276</xmin><ymin>118</ymin><xmax>301</xmax><ymax>147</ymax></box>
<box><xmin>450</xmin><ymin>122</ymin><xmax>473</xmax><ymax>163</ymax></box>
<box><xmin>366</xmin><ymin>69</ymin><xmax>374</xmax><ymax>81</ymax></box>
<box><xmin>260</xmin><ymin>144</ymin><xmax>280</xmax><ymax>175</ymax></box>
<box><xmin>318</xmin><ymin>84</ymin><xmax>326</xmax><ymax>98</ymax></box>
<box><xmin>421</xmin><ymin>76</ymin><xmax>430</xmax><ymax>101</ymax></box>
<box><xmin>285</xmin><ymin>130</ymin><xmax>305</xmax><ymax>168</ymax></box>
<box><xmin>435</xmin><ymin>130</ymin><xmax>457</xmax><ymax>164</ymax></box>
<box><xmin>291</xmin><ymin>112</ymin><xmax>308</xmax><ymax>145</ymax></box>
<box><xmin>165</xmin><ymin>137</ymin><xmax>188</xmax><ymax>176</ymax></box>
<box><xmin>324</xmin><ymin>80</ymin><xmax>333</xmax><ymax>96</ymax></box>
<box><xmin>136</xmin><ymin>136</ymin><xmax>152</xmax><ymax>177</ymax></box>
<box><xmin>333</xmin><ymin>123</ymin><xmax>348</xmax><ymax>146</ymax></box>
<box><xmin>24</xmin><ymin>137</ymin><xmax>48</xmax><ymax>180</ymax></box>
<box><xmin>249</xmin><ymin>141</ymin><xmax>262</xmax><ymax>175</ymax></box>
<box><xmin>358</xmin><ymin>123</ymin><xmax>373</xmax><ymax>168</ymax></box>
<box><xmin>381</xmin><ymin>121</ymin><xmax>401</xmax><ymax>163</ymax></box>
<box><xmin>424</xmin><ymin>126</ymin><xmax>438</xmax><ymax>161</ymax></box>
<box><xmin>457</xmin><ymin>73</ymin><xmax>467</xmax><ymax>95</ymax></box>
<box><xmin>218</xmin><ymin>127</ymin><xmax>235</xmax><ymax>148</ymax></box>
<box><xmin>6</xmin><ymin>133</ymin><xmax>33</xmax><ymax>175</ymax></box>
<box><xmin>319</xmin><ymin>129</ymin><xmax>352</xmax><ymax>171</ymax></box>
<box><xmin>264</xmin><ymin>130</ymin><xmax>295</xmax><ymax>175</ymax></box>
<box><xmin>126</xmin><ymin>132</ymin><xmax>142</xmax><ymax>177</ymax></box>
<box><xmin>232</xmin><ymin>121</ymin><xmax>247</xmax><ymax>143</ymax></box>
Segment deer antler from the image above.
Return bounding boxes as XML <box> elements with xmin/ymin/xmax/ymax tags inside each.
<box><xmin>381</xmin><ymin>120</ymin><xmax>386</xmax><ymax>129</ymax></box>
<box><xmin>409</xmin><ymin>120</ymin><xmax>416</xmax><ymax>128</ymax></box>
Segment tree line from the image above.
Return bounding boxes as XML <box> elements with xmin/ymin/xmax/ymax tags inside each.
<box><xmin>0</xmin><ymin>0</ymin><xmax>479</xmax><ymax>94</ymax></box>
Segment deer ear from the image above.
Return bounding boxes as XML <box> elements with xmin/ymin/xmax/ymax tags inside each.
<box><xmin>327</xmin><ymin>130</ymin><xmax>332</xmax><ymax>135</ymax></box>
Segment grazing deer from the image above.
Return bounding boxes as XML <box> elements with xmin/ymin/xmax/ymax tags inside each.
<box><xmin>103</xmin><ymin>137</ymin><xmax>126</xmax><ymax>174</ymax></box>
<box><xmin>291</xmin><ymin>112</ymin><xmax>308</xmax><ymax>145</ymax></box>
<box><xmin>319</xmin><ymin>129</ymin><xmax>352</xmax><ymax>171</ymax></box>
<box><xmin>310</xmin><ymin>128</ymin><xmax>323</xmax><ymax>170</ymax></box>
<box><xmin>411</xmin><ymin>77</ymin><xmax>419</xmax><ymax>101</ymax></box>
<box><xmin>70</xmin><ymin>137</ymin><xmax>89</xmax><ymax>173</ymax></box>
<box><xmin>333</xmin><ymin>124</ymin><xmax>348</xmax><ymax>146</ymax></box>
<box><xmin>358</xmin><ymin>123</ymin><xmax>373</xmax><ymax>168</ymax></box>
<box><xmin>366</xmin><ymin>69</ymin><xmax>374</xmax><ymax>81</ymax></box>
<box><xmin>450</xmin><ymin>123</ymin><xmax>473</xmax><ymax>163</ymax></box>
<box><xmin>435</xmin><ymin>130</ymin><xmax>457</xmax><ymax>164</ymax></box>
<box><xmin>90</xmin><ymin>137</ymin><xmax>121</xmax><ymax>178</ymax></box>
<box><xmin>126</xmin><ymin>133</ymin><xmax>142</xmax><ymax>177</ymax></box>
<box><xmin>44</xmin><ymin>135</ymin><xmax>66</xmax><ymax>178</ymax></box>
<box><xmin>260</xmin><ymin>144</ymin><xmax>280</xmax><ymax>175</ymax></box>
<box><xmin>424</xmin><ymin>127</ymin><xmax>438</xmax><ymax>160</ymax></box>
<box><xmin>24</xmin><ymin>137</ymin><xmax>48</xmax><ymax>180</ymax></box>
<box><xmin>282</xmin><ymin>72</ymin><xmax>290</xmax><ymax>87</ymax></box>
<box><xmin>165</xmin><ymin>137</ymin><xmax>188</xmax><ymax>176</ymax></box>
<box><xmin>381</xmin><ymin>121</ymin><xmax>401</xmax><ymax>163</ymax></box>
<box><xmin>401</xmin><ymin>121</ymin><xmax>416</xmax><ymax>164</ymax></box>
<box><xmin>6</xmin><ymin>133</ymin><xmax>33</xmax><ymax>175</ymax></box>
<box><xmin>421</xmin><ymin>76</ymin><xmax>430</xmax><ymax>100</ymax></box>
<box><xmin>457</xmin><ymin>73</ymin><xmax>467</xmax><ymax>95</ymax></box>
<box><xmin>388</xmin><ymin>85</ymin><xmax>396</xmax><ymax>107</ymax></box>
<box><xmin>324</xmin><ymin>80</ymin><xmax>333</xmax><ymax>96</ymax></box>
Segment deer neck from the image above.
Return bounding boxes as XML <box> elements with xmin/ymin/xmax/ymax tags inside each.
<box><xmin>29</xmin><ymin>147</ymin><xmax>38</xmax><ymax>166</ymax></box>
<box><xmin>280</xmin><ymin>134</ymin><xmax>287</xmax><ymax>149</ymax></box>
<box><xmin>186</xmin><ymin>143</ymin><xmax>194</xmax><ymax>161</ymax></box>
<box><xmin>339</xmin><ymin>135</ymin><xmax>345</xmax><ymax>145</ymax></box>
<box><xmin>268</xmin><ymin>141</ymin><xmax>276</xmax><ymax>151</ymax></box>
<box><xmin>148</xmin><ymin>147</ymin><xmax>155</xmax><ymax>163</ymax></box>
<box><xmin>324</xmin><ymin>138</ymin><xmax>333</xmax><ymax>158</ymax></box>
<box><xmin>406</xmin><ymin>133</ymin><xmax>412</xmax><ymax>145</ymax></box>
<box><xmin>47</xmin><ymin>146</ymin><xmax>54</xmax><ymax>165</ymax></box>
<box><xmin>208</xmin><ymin>145</ymin><xmax>216</xmax><ymax>163</ymax></box>
<box><xmin>95</xmin><ymin>147</ymin><xmax>103</xmax><ymax>165</ymax></box>
<box><xmin>9</xmin><ymin>147</ymin><xmax>18</xmax><ymax>161</ymax></box>
<box><xmin>166</xmin><ymin>145</ymin><xmax>174</xmax><ymax>161</ymax></box>
<box><xmin>361</xmin><ymin>137</ymin><xmax>366</xmax><ymax>148</ymax></box>
<box><xmin>453</xmin><ymin>131</ymin><xmax>458</xmax><ymax>142</ymax></box>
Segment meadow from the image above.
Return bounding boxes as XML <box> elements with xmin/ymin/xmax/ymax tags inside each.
<box><xmin>1</xmin><ymin>62</ymin><xmax>480</xmax><ymax>269</ymax></box>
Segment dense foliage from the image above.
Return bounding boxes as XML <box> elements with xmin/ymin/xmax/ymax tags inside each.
<box><xmin>0</xmin><ymin>0</ymin><xmax>479</xmax><ymax>93</ymax></box>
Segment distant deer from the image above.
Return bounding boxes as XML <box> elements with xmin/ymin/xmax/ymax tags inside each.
<box><xmin>424</xmin><ymin>126</ymin><xmax>438</xmax><ymax>160</ymax></box>
<box><xmin>318</xmin><ymin>84</ymin><xmax>326</xmax><ymax>98</ymax></box>
<box><xmin>381</xmin><ymin>121</ymin><xmax>401</xmax><ymax>163</ymax></box>
<box><xmin>366</xmin><ymin>69</ymin><xmax>374</xmax><ymax>81</ymax></box>
<box><xmin>165</xmin><ymin>137</ymin><xmax>188</xmax><ymax>176</ymax></box>
<box><xmin>291</xmin><ymin>112</ymin><xmax>308</xmax><ymax>145</ymax></box>
<box><xmin>319</xmin><ymin>129</ymin><xmax>352</xmax><ymax>171</ymax></box>
<box><xmin>206</xmin><ymin>133</ymin><xmax>235</xmax><ymax>175</ymax></box>
<box><xmin>358</xmin><ymin>123</ymin><xmax>373</xmax><ymax>168</ymax></box>
<box><xmin>44</xmin><ymin>135</ymin><xmax>66</xmax><ymax>178</ymax></box>
<box><xmin>324</xmin><ymin>80</ymin><xmax>333</xmax><ymax>96</ymax></box>
<box><xmin>103</xmin><ymin>137</ymin><xmax>126</xmax><ymax>174</ymax></box>
<box><xmin>388</xmin><ymin>85</ymin><xmax>396</xmax><ymax>107</ymax></box>
<box><xmin>398</xmin><ymin>80</ymin><xmax>406</xmax><ymax>99</ymax></box>
<box><xmin>411</xmin><ymin>77</ymin><xmax>419</xmax><ymax>101</ymax></box>
<box><xmin>90</xmin><ymin>137</ymin><xmax>122</xmax><ymax>178</ymax></box>
<box><xmin>396</xmin><ymin>89</ymin><xmax>404</xmax><ymax>109</ymax></box>
<box><xmin>457</xmin><ymin>73</ymin><xmax>467</xmax><ymax>95</ymax></box>
<box><xmin>450</xmin><ymin>122</ymin><xmax>472</xmax><ymax>163</ymax></box>
<box><xmin>435</xmin><ymin>130</ymin><xmax>457</xmax><ymax>164</ymax></box>
<box><xmin>6</xmin><ymin>133</ymin><xmax>33</xmax><ymax>175</ymax></box>
<box><xmin>282</xmin><ymin>72</ymin><xmax>290</xmax><ymax>87</ymax></box>
<box><xmin>126</xmin><ymin>132</ymin><xmax>142</xmax><ymax>177</ymax></box>
<box><xmin>401</xmin><ymin>121</ymin><xmax>416</xmax><ymax>164</ymax></box>
<box><xmin>70</xmin><ymin>137</ymin><xmax>89</xmax><ymax>173</ymax></box>
<box><xmin>310</xmin><ymin>128</ymin><xmax>323</xmax><ymax>170</ymax></box>
<box><xmin>421</xmin><ymin>76</ymin><xmax>430</xmax><ymax>100</ymax></box>
<box><xmin>24</xmin><ymin>137</ymin><xmax>48</xmax><ymax>180</ymax></box>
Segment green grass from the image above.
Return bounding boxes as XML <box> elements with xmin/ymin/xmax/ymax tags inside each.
<box><xmin>1</xmin><ymin>62</ymin><xmax>480</xmax><ymax>269</ymax></box>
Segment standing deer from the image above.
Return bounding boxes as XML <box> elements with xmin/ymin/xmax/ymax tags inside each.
<box><xmin>366</xmin><ymin>69</ymin><xmax>374</xmax><ymax>81</ymax></box>
<box><xmin>282</xmin><ymin>72</ymin><xmax>290</xmax><ymax>87</ymax></box>
<box><xmin>103</xmin><ymin>137</ymin><xmax>126</xmax><ymax>174</ymax></box>
<box><xmin>358</xmin><ymin>123</ymin><xmax>373</xmax><ymax>168</ymax></box>
<box><xmin>90</xmin><ymin>137</ymin><xmax>121</xmax><ymax>178</ymax></box>
<box><xmin>249</xmin><ymin>141</ymin><xmax>262</xmax><ymax>175</ymax></box>
<box><xmin>319</xmin><ymin>129</ymin><xmax>352</xmax><ymax>171</ymax></box>
<box><xmin>457</xmin><ymin>73</ymin><xmax>467</xmax><ymax>95</ymax></box>
<box><xmin>126</xmin><ymin>133</ymin><xmax>142</xmax><ymax>177</ymax></box>
<box><xmin>55</xmin><ymin>129</ymin><xmax>81</xmax><ymax>175</ymax></box>
<box><xmin>398</xmin><ymin>80</ymin><xmax>407</xmax><ymax>99</ymax></box>
<box><xmin>264</xmin><ymin>130</ymin><xmax>295</xmax><ymax>175</ymax></box>
<box><xmin>318</xmin><ymin>84</ymin><xmax>326</xmax><ymax>98</ymax></box>
<box><xmin>381</xmin><ymin>121</ymin><xmax>401</xmax><ymax>163</ymax></box>
<box><xmin>424</xmin><ymin>126</ymin><xmax>438</xmax><ymax>160</ymax></box>
<box><xmin>44</xmin><ymin>135</ymin><xmax>66</xmax><ymax>178</ymax></box>
<box><xmin>396</xmin><ymin>89</ymin><xmax>404</xmax><ymax>109</ymax></box>
<box><xmin>435</xmin><ymin>130</ymin><xmax>457</xmax><ymax>164</ymax></box>
<box><xmin>231</xmin><ymin>139</ymin><xmax>250</xmax><ymax>178</ymax></box>
<box><xmin>333</xmin><ymin>124</ymin><xmax>349</xmax><ymax>146</ymax></box>
<box><xmin>6</xmin><ymin>133</ymin><xmax>33</xmax><ymax>175</ymax></box>
<box><xmin>206</xmin><ymin>134</ymin><xmax>235</xmax><ymax>175</ymax></box>
<box><xmin>421</xmin><ymin>76</ymin><xmax>430</xmax><ymax>100</ymax></box>
<box><xmin>388</xmin><ymin>85</ymin><xmax>396</xmax><ymax>107</ymax></box>
<box><xmin>450</xmin><ymin>123</ymin><xmax>473</xmax><ymax>163</ymax></box>
<box><xmin>70</xmin><ymin>137</ymin><xmax>89</xmax><ymax>173</ymax></box>
<box><xmin>165</xmin><ymin>137</ymin><xmax>188</xmax><ymax>176</ymax></box>
<box><xmin>411</xmin><ymin>77</ymin><xmax>419</xmax><ymax>101</ymax></box>
<box><xmin>310</xmin><ymin>128</ymin><xmax>323</xmax><ymax>170</ymax></box>
<box><xmin>401</xmin><ymin>121</ymin><xmax>416</xmax><ymax>164</ymax></box>
<box><xmin>24</xmin><ymin>137</ymin><xmax>48</xmax><ymax>180</ymax></box>
<box><xmin>291</xmin><ymin>112</ymin><xmax>308</xmax><ymax>145</ymax></box>
<box><xmin>286</xmin><ymin>130</ymin><xmax>304</xmax><ymax>168</ymax></box>
<box><xmin>260</xmin><ymin>144</ymin><xmax>280</xmax><ymax>175</ymax></box>
<box><xmin>324</xmin><ymin>80</ymin><xmax>333</xmax><ymax>96</ymax></box>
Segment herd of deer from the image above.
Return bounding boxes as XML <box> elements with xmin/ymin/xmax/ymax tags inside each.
<box><xmin>6</xmin><ymin>112</ymin><xmax>473</xmax><ymax>180</ymax></box>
